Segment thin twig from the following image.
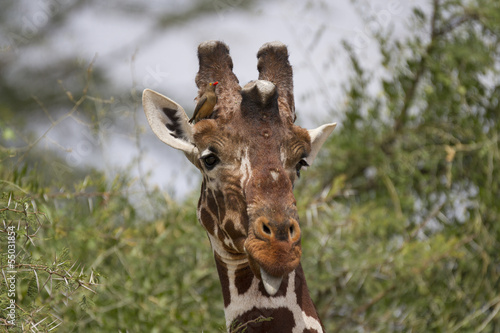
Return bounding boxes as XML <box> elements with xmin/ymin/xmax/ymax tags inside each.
<box><xmin>14</xmin><ymin>55</ymin><xmax>98</xmax><ymax>167</ymax></box>
<box><xmin>409</xmin><ymin>201</ymin><xmax>445</xmax><ymax>239</ymax></box>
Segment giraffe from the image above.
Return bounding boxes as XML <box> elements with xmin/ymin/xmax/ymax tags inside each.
<box><xmin>142</xmin><ymin>40</ymin><xmax>336</xmax><ymax>332</ymax></box>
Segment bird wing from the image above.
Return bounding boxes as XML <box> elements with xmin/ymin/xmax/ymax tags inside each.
<box><xmin>189</xmin><ymin>95</ymin><xmax>207</xmax><ymax>123</ymax></box>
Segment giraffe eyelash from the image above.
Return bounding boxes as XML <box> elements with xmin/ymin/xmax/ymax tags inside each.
<box><xmin>295</xmin><ymin>159</ymin><xmax>309</xmax><ymax>178</ymax></box>
<box><xmin>200</xmin><ymin>149</ymin><xmax>220</xmax><ymax>170</ymax></box>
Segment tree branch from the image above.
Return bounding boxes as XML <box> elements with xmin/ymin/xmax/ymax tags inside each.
<box><xmin>393</xmin><ymin>0</ymin><xmax>440</xmax><ymax>134</ymax></box>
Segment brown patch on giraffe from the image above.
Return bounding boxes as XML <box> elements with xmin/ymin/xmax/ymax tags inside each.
<box><xmin>206</xmin><ymin>190</ymin><xmax>220</xmax><ymax>218</ymax></box>
<box><xmin>295</xmin><ymin>265</ymin><xmax>322</xmax><ymax>321</ymax></box>
<box><xmin>224</xmin><ymin>219</ymin><xmax>246</xmax><ymax>251</ymax></box>
<box><xmin>224</xmin><ymin>194</ymin><xmax>249</xmax><ymax>234</ymax></box>
<box><xmin>225</xmin><ymin>190</ymin><xmax>246</xmax><ymax>213</ymax></box>
<box><xmin>222</xmin><ymin>177</ymin><xmax>247</xmax><ymax>215</ymax></box>
<box><xmin>232</xmin><ymin>307</ymin><xmax>295</xmax><ymax>332</ymax></box>
<box><xmin>199</xmin><ymin>207</ymin><xmax>215</xmax><ymax>234</ymax></box>
<box><xmin>214</xmin><ymin>254</ymin><xmax>231</xmax><ymax>308</ymax></box>
<box><xmin>234</xmin><ymin>264</ymin><xmax>254</xmax><ymax>295</ymax></box>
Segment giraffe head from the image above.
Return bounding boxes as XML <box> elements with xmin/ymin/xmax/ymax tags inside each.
<box><xmin>143</xmin><ymin>41</ymin><xmax>336</xmax><ymax>296</ymax></box>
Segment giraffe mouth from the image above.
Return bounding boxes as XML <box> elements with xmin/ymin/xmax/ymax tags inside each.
<box><xmin>260</xmin><ymin>267</ymin><xmax>283</xmax><ymax>296</ymax></box>
<box><xmin>245</xmin><ymin>242</ymin><xmax>300</xmax><ymax>296</ymax></box>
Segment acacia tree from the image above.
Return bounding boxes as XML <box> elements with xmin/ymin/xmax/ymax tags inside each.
<box><xmin>298</xmin><ymin>0</ymin><xmax>500</xmax><ymax>331</ymax></box>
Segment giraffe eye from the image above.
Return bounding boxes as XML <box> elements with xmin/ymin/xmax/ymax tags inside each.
<box><xmin>295</xmin><ymin>159</ymin><xmax>309</xmax><ymax>178</ymax></box>
<box><xmin>201</xmin><ymin>154</ymin><xmax>219</xmax><ymax>170</ymax></box>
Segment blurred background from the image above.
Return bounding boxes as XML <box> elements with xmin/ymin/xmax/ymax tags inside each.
<box><xmin>1</xmin><ymin>0</ymin><xmax>499</xmax><ymax>332</ymax></box>
<box><xmin>0</xmin><ymin>0</ymin><xmax>421</xmax><ymax>198</ymax></box>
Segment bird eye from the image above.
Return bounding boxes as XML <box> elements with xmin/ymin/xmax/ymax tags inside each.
<box><xmin>201</xmin><ymin>154</ymin><xmax>219</xmax><ymax>170</ymax></box>
<box><xmin>295</xmin><ymin>159</ymin><xmax>309</xmax><ymax>178</ymax></box>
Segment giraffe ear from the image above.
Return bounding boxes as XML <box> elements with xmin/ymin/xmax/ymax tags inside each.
<box><xmin>306</xmin><ymin>123</ymin><xmax>337</xmax><ymax>165</ymax></box>
<box><xmin>143</xmin><ymin>89</ymin><xmax>198</xmax><ymax>163</ymax></box>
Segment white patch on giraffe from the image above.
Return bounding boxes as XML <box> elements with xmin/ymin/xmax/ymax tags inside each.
<box><xmin>239</xmin><ymin>147</ymin><xmax>251</xmax><ymax>189</ymax></box>
<box><xmin>224</xmin><ymin>269</ymin><xmax>324</xmax><ymax>333</ymax></box>
<box><xmin>270</xmin><ymin>170</ymin><xmax>279</xmax><ymax>182</ymax></box>
<box><xmin>223</xmin><ymin>236</ymin><xmax>237</xmax><ymax>250</ymax></box>
<box><xmin>206</xmin><ymin>178</ymin><xmax>219</xmax><ymax>191</ymax></box>
<box><xmin>280</xmin><ymin>145</ymin><xmax>287</xmax><ymax>164</ymax></box>
<box><xmin>301</xmin><ymin>311</ymin><xmax>324</xmax><ymax>332</ymax></box>
<box><xmin>200</xmin><ymin>148</ymin><xmax>213</xmax><ymax>159</ymax></box>
<box><xmin>207</xmin><ymin>233</ymin><xmax>247</xmax><ymax>264</ymax></box>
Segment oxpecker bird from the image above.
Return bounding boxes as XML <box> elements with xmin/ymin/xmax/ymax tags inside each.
<box><xmin>189</xmin><ymin>81</ymin><xmax>218</xmax><ymax>123</ymax></box>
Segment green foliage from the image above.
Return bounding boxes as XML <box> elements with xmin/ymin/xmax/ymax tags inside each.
<box><xmin>298</xmin><ymin>0</ymin><xmax>500</xmax><ymax>331</ymax></box>
<box><xmin>1</xmin><ymin>150</ymin><xmax>224</xmax><ymax>331</ymax></box>
<box><xmin>0</xmin><ymin>190</ymin><xmax>98</xmax><ymax>331</ymax></box>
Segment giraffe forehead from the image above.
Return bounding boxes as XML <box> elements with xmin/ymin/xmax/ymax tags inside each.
<box><xmin>194</xmin><ymin>120</ymin><xmax>310</xmax><ymax>160</ymax></box>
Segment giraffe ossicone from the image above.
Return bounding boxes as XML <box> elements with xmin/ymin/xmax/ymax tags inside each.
<box><xmin>143</xmin><ymin>40</ymin><xmax>336</xmax><ymax>332</ymax></box>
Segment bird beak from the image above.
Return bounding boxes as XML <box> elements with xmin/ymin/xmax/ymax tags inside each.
<box><xmin>213</xmin><ymin>81</ymin><xmax>219</xmax><ymax>86</ymax></box>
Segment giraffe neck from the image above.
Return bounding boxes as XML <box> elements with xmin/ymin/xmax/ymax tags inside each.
<box><xmin>213</xmin><ymin>253</ymin><xmax>324</xmax><ymax>333</ymax></box>
<box><xmin>197</xmin><ymin>174</ymin><xmax>323</xmax><ymax>332</ymax></box>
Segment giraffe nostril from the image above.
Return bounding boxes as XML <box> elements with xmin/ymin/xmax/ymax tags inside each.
<box><xmin>289</xmin><ymin>219</ymin><xmax>301</xmax><ymax>242</ymax></box>
<box><xmin>256</xmin><ymin>217</ymin><xmax>301</xmax><ymax>241</ymax></box>
<box><xmin>262</xmin><ymin>223</ymin><xmax>272</xmax><ymax>235</ymax></box>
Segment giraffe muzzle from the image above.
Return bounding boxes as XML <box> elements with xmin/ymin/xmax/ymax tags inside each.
<box><xmin>244</xmin><ymin>216</ymin><xmax>302</xmax><ymax>295</ymax></box>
